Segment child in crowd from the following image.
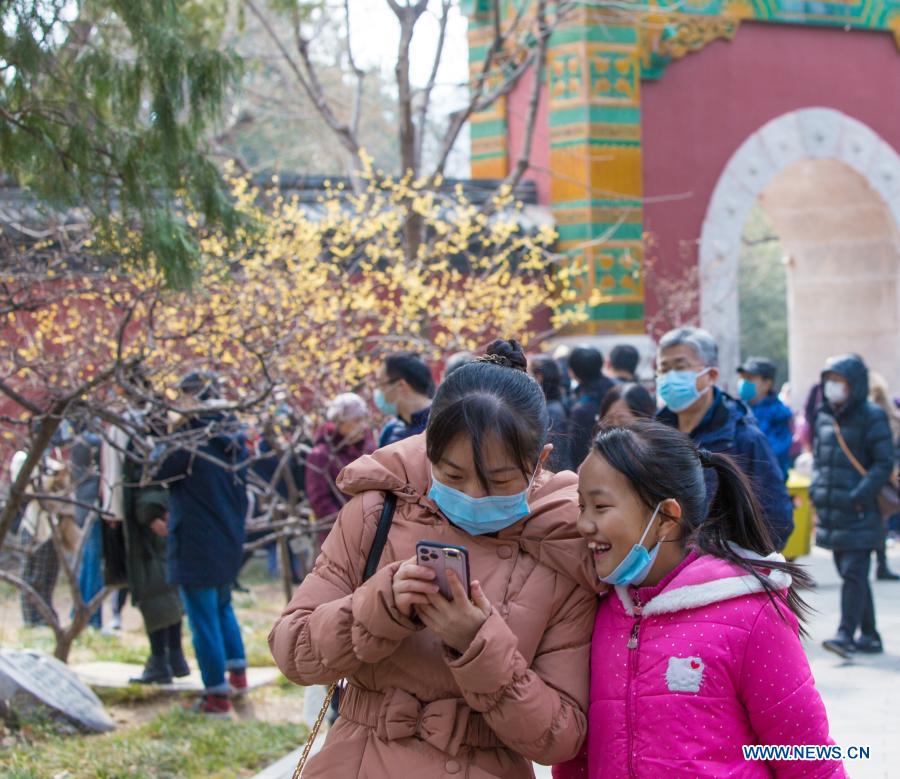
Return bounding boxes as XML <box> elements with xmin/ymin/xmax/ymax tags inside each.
<box><xmin>555</xmin><ymin>421</ymin><xmax>846</xmax><ymax>778</ymax></box>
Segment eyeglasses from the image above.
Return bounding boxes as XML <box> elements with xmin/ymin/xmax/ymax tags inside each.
<box><xmin>375</xmin><ymin>377</ymin><xmax>399</xmax><ymax>390</ymax></box>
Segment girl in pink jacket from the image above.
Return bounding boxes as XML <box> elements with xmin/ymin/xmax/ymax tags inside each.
<box><xmin>555</xmin><ymin>421</ymin><xmax>847</xmax><ymax>779</ymax></box>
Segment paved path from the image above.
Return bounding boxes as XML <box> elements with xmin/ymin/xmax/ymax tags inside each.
<box><xmin>257</xmin><ymin>544</ymin><xmax>900</xmax><ymax>778</ymax></box>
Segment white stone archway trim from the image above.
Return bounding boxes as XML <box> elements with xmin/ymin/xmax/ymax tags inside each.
<box><xmin>699</xmin><ymin>107</ymin><xmax>900</xmax><ymax>387</ymax></box>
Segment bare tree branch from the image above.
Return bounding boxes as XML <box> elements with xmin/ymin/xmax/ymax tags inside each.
<box><xmin>414</xmin><ymin>0</ymin><xmax>452</xmax><ymax>168</ymax></box>
<box><xmin>388</xmin><ymin>0</ymin><xmax>430</xmax><ymax>175</ymax></box>
<box><xmin>343</xmin><ymin>0</ymin><xmax>366</xmax><ymax>140</ymax></box>
<box><xmin>0</xmin><ymin>569</ymin><xmax>62</xmax><ymax>635</ymax></box>
<box><xmin>243</xmin><ymin>0</ymin><xmax>362</xmax><ymax>160</ymax></box>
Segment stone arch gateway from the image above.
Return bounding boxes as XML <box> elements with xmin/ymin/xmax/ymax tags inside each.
<box><xmin>699</xmin><ymin>108</ymin><xmax>900</xmax><ymax>398</ymax></box>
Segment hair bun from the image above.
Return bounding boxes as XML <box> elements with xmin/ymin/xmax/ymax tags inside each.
<box><xmin>478</xmin><ymin>339</ymin><xmax>528</xmax><ymax>372</ymax></box>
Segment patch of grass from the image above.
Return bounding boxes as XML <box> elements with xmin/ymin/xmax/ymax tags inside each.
<box><xmin>95</xmin><ymin>684</ymin><xmax>165</xmax><ymax>706</ymax></box>
<box><xmin>0</xmin><ymin>705</ymin><xmax>307</xmax><ymax>778</ymax></box>
<box><xmin>236</xmin><ymin>555</ymin><xmax>280</xmax><ymax>588</ymax></box>
<box><xmin>275</xmin><ymin>673</ymin><xmax>297</xmax><ymax>691</ymax></box>
<box><xmin>70</xmin><ymin>629</ymin><xmax>150</xmax><ymax>665</ymax></box>
<box><xmin>4</xmin><ymin>626</ymin><xmax>57</xmax><ymax>654</ymax></box>
<box><xmin>0</xmin><ymin>580</ymin><xmax>21</xmax><ymax>600</ymax></box>
<box><xmin>242</xmin><ymin>623</ymin><xmax>276</xmax><ymax>668</ymax></box>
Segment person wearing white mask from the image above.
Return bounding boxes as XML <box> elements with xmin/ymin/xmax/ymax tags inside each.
<box><xmin>655</xmin><ymin>327</ymin><xmax>794</xmax><ymax>550</ymax></box>
<box><xmin>811</xmin><ymin>354</ymin><xmax>896</xmax><ymax>658</ymax></box>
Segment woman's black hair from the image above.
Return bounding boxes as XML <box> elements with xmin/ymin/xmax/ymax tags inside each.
<box><xmin>598</xmin><ymin>382</ymin><xmax>656</xmax><ymax>421</ymax></box>
<box><xmin>591</xmin><ymin>420</ymin><xmax>811</xmax><ymax>631</ymax></box>
<box><xmin>531</xmin><ymin>355</ymin><xmax>563</xmax><ymax>402</ymax></box>
<box><xmin>426</xmin><ymin>339</ymin><xmax>548</xmax><ymax>492</ymax></box>
<box><xmin>384</xmin><ymin>352</ymin><xmax>436</xmax><ymax>398</ymax></box>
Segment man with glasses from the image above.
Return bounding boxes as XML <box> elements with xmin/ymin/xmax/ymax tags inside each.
<box><xmin>655</xmin><ymin>327</ymin><xmax>794</xmax><ymax>550</ymax></box>
<box><xmin>375</xmin><ymin>352</ymin><xmax>435</xmax><ymax>448</ymax></box>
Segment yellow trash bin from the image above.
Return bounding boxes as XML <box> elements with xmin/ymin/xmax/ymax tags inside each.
<box><xmin>783</xmin><ymin>470</ymin><xmax>812</xmax><ymax>560</ymax></box>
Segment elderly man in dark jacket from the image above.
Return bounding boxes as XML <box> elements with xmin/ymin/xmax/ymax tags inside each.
<box><xmin>812</xmin><ymin>354</ymin><xmax>895</xmax><ymax>658</ymax></box>
<box><xmin>153</xmin><ymin>373</ymin><xmax>250</xmax><ymax>716</ymax></box>
<box><xmin>656</xmin><ymin>327</ymin><xmax>794</xmax><ymax>550</ymax></box>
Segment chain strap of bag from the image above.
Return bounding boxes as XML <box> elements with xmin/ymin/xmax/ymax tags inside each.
<box><xmin>291</xmin><ymin>492</ymin><xmax>398</xmax><ymax>779</ymax></box>
<box><xmin>832</xmin><ymin>419</ymin><xmax>900</xmax><ymax>518</ymax></box>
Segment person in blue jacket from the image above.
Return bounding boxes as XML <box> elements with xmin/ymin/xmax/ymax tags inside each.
<box><xmin>656</xmin><ymin>327</ymin><xmax>794</xmax><ymax>550</ymax></box>
<box><xmin>153</xmin><ymin>372</ymin><xmax>250</xmax><ymax>716</ymax></box>
<box><xmin>737</xmin><ymin>357</ymin><xmax>793</xmax><ymax>479</ymax></box>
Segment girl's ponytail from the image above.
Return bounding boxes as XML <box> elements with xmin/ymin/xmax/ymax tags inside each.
<box><xmin>695</xmin><ymin>448</ymin><xmax>774</xmax><ymax>556</ymax></box>
<box><xmin>695</xmin><ymin>448</ymin><xmax>813</xmax><ymax>633</ymax></box>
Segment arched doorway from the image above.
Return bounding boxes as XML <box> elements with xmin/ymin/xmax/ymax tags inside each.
<box><xmin>700</xmin><ymin>108</ymin><xmax>900</xmax><ymax>402</ymax></box>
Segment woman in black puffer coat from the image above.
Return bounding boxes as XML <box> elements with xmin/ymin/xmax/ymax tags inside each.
<box><xmin>811</xmin><ymin>354</ymin><xmax>895</xmax><ymax>657</ymax></box>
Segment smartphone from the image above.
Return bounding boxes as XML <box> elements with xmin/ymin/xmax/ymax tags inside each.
<box><xmin>416</xmin><ymin>541</ymin><xmax>470</xmax><ymax>601</ymax></box>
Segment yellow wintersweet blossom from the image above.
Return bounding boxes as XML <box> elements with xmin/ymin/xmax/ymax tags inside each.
<box><xmin>1</xmin><ymin>164</ymin><xmax>590</xmax><ymax>443</ymax></box>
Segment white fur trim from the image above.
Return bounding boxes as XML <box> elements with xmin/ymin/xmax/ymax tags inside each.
<box><xmin>615</xmin><ymin>546</ymin><xmax>792</xmax><ymax>617</ymax></box>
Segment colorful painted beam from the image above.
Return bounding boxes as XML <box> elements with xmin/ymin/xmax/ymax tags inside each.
<box><xmin>465</xmin><ymin>0</ymin><xmax>900</xmax><ymax>335</ymax></box>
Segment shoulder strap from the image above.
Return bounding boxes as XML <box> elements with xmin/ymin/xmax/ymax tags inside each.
<box><xmin>832</xmin><ymin>419</ymin><xmax>867</xmax><ymax>478</ymax></box>
<box><xmin>363</xmin><ymin>492</ymin><xmax>397</xmax><ymax>582</ymax></box>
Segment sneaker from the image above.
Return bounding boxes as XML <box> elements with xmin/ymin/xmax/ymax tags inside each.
<box><xmin>854</xmin><ymin>633</ymin><xmax>884</xmax><ymax>654</ymax></box>
<box><xmin>876</xmin><ymin>567</ymin><xmax>900</xmax><ymax>581</ymax></box>
<box><xmin>190</xmin><ymin>693</ymin><xmax>232</xmax><ymax>718</ymax></box>
<box><xmin>168</xmin><ymin>649</ymin><xmax>191</xmax><ymax>678</ymax></box>
<box><xmin>129</xmin><ymin>654</ymin><xmax>173</xmax><ymax>685</ymax></box>
<box><xmin>228</xmin><ymin>669</ymin><xmax>248</xmax><ymax>696</ymax></box>
<box><xmin>822</xmin><ymin>632</ymin><xmax>856</xmax><ymax>659</ymax></box>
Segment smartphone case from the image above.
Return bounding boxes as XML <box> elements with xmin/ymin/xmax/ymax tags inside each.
<box><xmin>416</xmin><ymin>541</ymin><xmax>471</xmax><ymax>600</ymax></box>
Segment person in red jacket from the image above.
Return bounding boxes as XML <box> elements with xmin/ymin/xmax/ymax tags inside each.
<box><xmin>305</xmin><ymin>393</ymin><xmax>375</xmax><ymax>542</ymax></box>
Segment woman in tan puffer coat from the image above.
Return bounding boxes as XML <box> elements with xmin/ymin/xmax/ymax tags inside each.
<box><xmin>270</xmin><ymin>340</ymin><xmax>596</xmax><ymax>778</ymax></box>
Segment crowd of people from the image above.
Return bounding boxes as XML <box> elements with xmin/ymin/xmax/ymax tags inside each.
<box><xmin>5</xmin><ymin>328</ymin><xmax>898</xmax><ymax>774</ymax></box>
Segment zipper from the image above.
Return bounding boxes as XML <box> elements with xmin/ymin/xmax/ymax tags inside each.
<box><xmin>626</xmin><ymin>594</ymin><xmax>643</xmax><ymax>779</ymax></box>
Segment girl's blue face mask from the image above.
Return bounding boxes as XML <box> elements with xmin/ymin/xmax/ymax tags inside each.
<box><xmin>598</xmin><ymin>502</ymin><xmax>663</xmax><ymax>586</ymax></box>
<box><xmin>428</xmin><ymin>465</ymin><xmax>538</xmax><ymax>536</ymax></box>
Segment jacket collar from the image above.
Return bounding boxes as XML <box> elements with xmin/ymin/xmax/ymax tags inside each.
<box><xmin>614</xmin><ymin>544</ymin><xmax>791</xmax><ymax>618</ymax></box>
<box><xmin>657</xmin><ymin>388</ymin><xmax>741</xmax><ymax>447</ymax></box>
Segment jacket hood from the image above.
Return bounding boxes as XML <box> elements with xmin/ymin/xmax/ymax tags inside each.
<box><xmin>337</xmin><ymin>433</ymin><xmax>592</xmax><ymax>585</ymax></box>
<box><xmin>614</xmin><ymin>544</ymin><xmax>792</xmax><ymax>618</ymax></box>
<box><xmin>821</xmin><ymin>354</ymin><xmax>868</xmax><ymax>410</ymax></box>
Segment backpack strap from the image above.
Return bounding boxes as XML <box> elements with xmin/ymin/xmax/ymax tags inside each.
<box><xmin>363</xmin><ymin>492</ymin><xmax>397</xmax><ymax>582</ymax></box>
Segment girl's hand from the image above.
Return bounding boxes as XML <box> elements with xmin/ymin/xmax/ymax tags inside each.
<box><xmin>392</xmin><ymin>557</ymin><xmax>439</xmax><ymax>618</ymax></box>
<box><xmin>416</xmin><ymin>570</ymin><xmax>492</xmax><ymax>654</ymax></box>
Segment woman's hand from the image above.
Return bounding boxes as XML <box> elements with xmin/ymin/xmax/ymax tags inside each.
<box><xmin>416</xmin><ymin>570</ymin><xmax>492</xmax><ymax>654</ymax></box>
<box><xmin>149</xmin><ymin>517</ymin><xmax>168</xmax><ymax>537</ymax></box>
<box><xmin>392</xmin><ymin>557</ymin><xmax>440</xmax><ymax>618</ymax></box>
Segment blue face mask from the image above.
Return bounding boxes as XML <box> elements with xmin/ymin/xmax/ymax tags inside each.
<box><xmin>599</xmin><ymin>503</ymin><xmax>663</xmax><ymax>586</ymax></box>
<box><xmin>374</xmin><ymin>388</ymin><xmax>398</xmax><ymax>417</ymax></box>
<box><xmin>737</xmin><ymin>378</ymin><xmax>757</xmax><ymax>404</ymax></box>
<box><xmin>657</xmin><ymin>368</ymin><xmax>710</xmax><ymax>413</ymax></box>
<box><xmin>428</xmin><ymin>467</ymin><xmax>536</xmax><ymax>535</ymax></box>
